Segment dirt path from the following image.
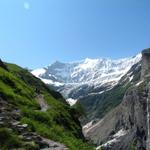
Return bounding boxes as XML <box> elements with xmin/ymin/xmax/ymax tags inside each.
<box><xmin>36</xmin><ymin>94</ymin><xmax>49</xmax><ymax>112</ymax></box>
<box><xmin>36</xmin><ymin>95</ymin><xmax>68</xmax><ymax>149</ymax></box>
<box><xmin>41</xmin><ymin>138</ymin><xmax>68</xmax><ymax>150</ymax></box>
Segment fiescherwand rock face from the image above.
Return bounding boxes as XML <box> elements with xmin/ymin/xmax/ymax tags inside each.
<box><xmin>32</xmin><ymin>54</ymin><xmax>141</xmax><ymax>100</ymax></box>
<box><xmin>83</xmin><ymin>48</ymin><xmax>150</xmax><ymax>150</ymax></box>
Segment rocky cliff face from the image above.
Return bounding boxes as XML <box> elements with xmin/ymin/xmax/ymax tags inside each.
<box><xmin>84</xmin><ymin>48</ymin><xmax>150</xmax><ymax>150</ymax></box>
<box><xmin>141</xmin><ymin>48</ymin><xmax>150</xmax><ymax>79</ymax></box>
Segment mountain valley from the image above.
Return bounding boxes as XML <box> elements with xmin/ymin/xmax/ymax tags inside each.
<box><xmin>32</xmin><ymin>48</ymin><xmax>150</xmax><ymax>150</ymax></box>
<box><xmin>1</xmin><ymin>48</ymin><xmax>150</xmax><ymax>150</ymax></box>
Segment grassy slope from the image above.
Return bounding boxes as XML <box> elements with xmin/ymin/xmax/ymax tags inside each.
<box><xmin>0</xmin><ymin>63</ymin><xmax>94</xmax><ymax>150</ymax></box>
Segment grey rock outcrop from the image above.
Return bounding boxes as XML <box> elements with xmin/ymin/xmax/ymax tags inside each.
<box><xmin>84</xmin><ymin>88</ymin><xmax>147</xmax><ymax>149</ymax></box>
<box><xmin>0</xmin><ymin>96</ymin><xmax>68</xmax><ymax>150</ymax></box>
<box><xmin>141</xmin><ymin>48</ymin><xmax>150</xmax><ymax>79</ymax></box>
<box><xmin>84</xmin><ymin>49</ymin><xmax>150</xmax><ymax>150</ymax></box>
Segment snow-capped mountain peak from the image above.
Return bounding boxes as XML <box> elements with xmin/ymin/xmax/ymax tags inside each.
<box><xmin>31</xmin><ymin>53</ymin><xmax>142</xmax><ymax>104</ymax></box>
<box><xmin>79</xmin><ymin>58</ymin><xmax>100</xmax><ymax>70</ymax></box>
<box><xmin>32</xmin><ymin>68</ymin><xmax>46</xmax><ymax>78</ymax></box>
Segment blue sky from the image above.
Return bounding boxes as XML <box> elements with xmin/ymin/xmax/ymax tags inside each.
<box><xmin>0</xmin><ymin>0</ymin><xmax>150</xmax><ymax>69</ymax></box>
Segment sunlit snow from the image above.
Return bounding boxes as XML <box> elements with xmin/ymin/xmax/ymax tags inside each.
<box><xmin>66</xmin><ymin>98</ymin><xmax>77</xmax><ymax>106</ymax></box>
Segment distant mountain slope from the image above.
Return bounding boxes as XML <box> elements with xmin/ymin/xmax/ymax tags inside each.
<box><xmin>32</xmin><ymin>54</ymin><xmax>141</xmax><ymax>99</ymax></box>
<box><xmin>32</xmin><ymin>53</ymin><xmax>141</xmax><ymax>123</ymax></box>
<box><xmin>83</xmin><ymin>48</ymin><xmax>150</xmax><ymax>150</ymax></box>
<box><xmin>0</xmin><ymin>60</ymin><xmax>94</xmax><ymax>150</ymax></box>
<box><xmin>32</xmin><ymin>55</ymin><xmax>141</xmax><ymax>85</ymax></box>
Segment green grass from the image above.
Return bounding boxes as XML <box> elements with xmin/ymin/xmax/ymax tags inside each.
<box><xmin>0</xmin><ymin>63</ymin><xmax>94</xmax><ymax>150</ymax></box>
<box><xmin>0</xmin><ymin>128</ymin><xmax>22</xmax><ymax>149</ymax></box>
<box><xmin>130</xmin><ymin>140</ymin><xmax>137</xmax><ymax>150</ymax></box>
<box><xmin>21</xmin><ymin>117</ymin><xmax>93</xmax><ymax>150</ymax></box>
<box><xmin>0</xmin><ymin>128</ymin><xmax>40</xmax><ymax>150</ymax></box>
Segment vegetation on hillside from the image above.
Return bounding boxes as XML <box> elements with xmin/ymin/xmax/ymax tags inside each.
<box><xmin>0</xmin><ymin>62</ymin><xmax>94</xmax><ymax>150</ymax></box>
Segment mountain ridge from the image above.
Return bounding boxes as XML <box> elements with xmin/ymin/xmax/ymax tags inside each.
<box><xmin>32</xmin><ymin>54</ymin><xmax>141</xmax><ymax>84</ymax></box>
<box><xmin>32</xmin><ymin>53</ymin><xmax>141</xmax><ymax>106</ymax></box>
